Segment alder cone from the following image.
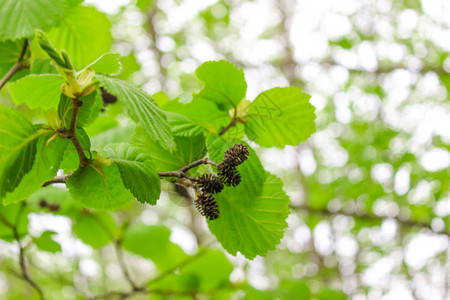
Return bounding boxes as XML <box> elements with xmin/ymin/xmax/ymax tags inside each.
<box><xmin>195</xmin><ymin>193</ymin><xmax>219</xmax><ymax>220</ymax></box>
<box><xmin>197</xmin><ymin>174</ymin><xmax>224</xmax><ymax>194</ymax></box>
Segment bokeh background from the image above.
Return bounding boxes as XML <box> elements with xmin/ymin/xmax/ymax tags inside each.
<box><xmin>1</xmin><ymin>0</ymin><xmax>450</xmax><ymax>299</ymax></box>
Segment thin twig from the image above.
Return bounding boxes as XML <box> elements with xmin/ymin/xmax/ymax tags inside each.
<box><xmin>114</xmin><ymin>240</ymin><xmax>141</xmax><ymax>291</ymax></box>
<box><xmin>42</xmin><ymin>173</ymin><xmax>72</xmax><ymax>187</ymax></box>
<box><xmin>43</xmin><ymin>157</ymin><xmax>218</xmax><ymax>186</ymax></box>
<box><xmin>0</xmin><ymin>203</ymin><xmax>45</xmax><ymax>299</ymax></box>
<box><xmin>89</xmin><ymin>247</ymin><xmax>209</xmax><ymax>300</ymax></box>
<box><xmin>219</xmin><ymin>118</ymin><xmax>237</xmax><ymax>136</ymax></box>
<box><xmin>0</xmin><ymin>39</ymin><xmax>28</xmax><ymax>91</ymax></box>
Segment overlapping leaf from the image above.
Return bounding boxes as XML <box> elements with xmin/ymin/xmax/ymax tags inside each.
<box><xmin>85</xmin><ymin>53</ymin><xmax>121</xmax><ymax>74</ymax></box>
<box><xmin>9</xmin><ymin>74</ymin><xmax>65</xmax><ymax>110</ymax></box>
<box><xmin>97</xmin><ymin>75</ymin><xmax>175</xmax><ymax>151</ymax></box>
<box><xmin>194</xmin><ymin>60</ymin><xmax>247</xmax><ymax>111</ymax></box>
<box><xmin>208</xmin><ymin>173</ymin><xmax>290</xmax><ymax>259</ymax></box>
<box><xmin>245</xmin><ymin>87</ymin><xmax>316</xmax><ymax>148</ymax></box>
<box><xmin>66</xmin><ymin>164</ymin><xmax>134</xmax><ymax>210</ymax></box>
<box><xmin>0</xmin><ymin>106</ymin><xmax>40</xmax><ymax>201</ymax></box>
<box><xmin>3</xmin><ymin>135</ymin><xmax>68</xmax><ymax>205</ymax></box>
<box><xmin>45</xmin><ymin>6</ymin><xmax>112</xmax><ymax>68</ymax></box>
<box><xmin>104</xmin><ymin>143</ymin><xmax>161</xmax><ymax>205</ymax></box>
<box><xmin>133</xmin><ymin>127</ymin><xmax>206</xmax><ymax>172</ymax></box>
<box><xmin>0</xmin><ymin>0</ymin><xmax>68</xmax><ymax>41</ymax></box>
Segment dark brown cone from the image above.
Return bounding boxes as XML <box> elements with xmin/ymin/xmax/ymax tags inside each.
<box><xmin>224</xmin><ymin>144</ymin><xmax>249</xmax><ymax>165</ymax></box>
<box><xmin>218</xmin><ymin>158</ymin><xmax>241</xmax><ymax>186</ymax></box>
<box><xmin>194</xmin><ymin>193</ymin><xmax>219</xmax><ymax>220</ymax></box>
<box><xmin>197</xmin><ymin>174</ymin><xmax>224</xmax><ymax>194</ymax></box>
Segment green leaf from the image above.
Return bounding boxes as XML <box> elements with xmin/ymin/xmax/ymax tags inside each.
<box><xmin>66</xmin><ymin>164</ymin><xmax>134</xmax><ymax>210</ymax></box>
<box><xmin>85</xmin><ymin>53</ymin><xmax>121</xmax><ymax>74</ymax></box>
<box><xmin>3</xmin><ymin>135</ymin><xmax>68</xmax><ymax>205</ymax></box>
<box><xmin>208</xmin><ymin>173</ymin><xmax>290</xmax><ymax>259</ymax></box>
<box><xmin>45</xmin><ymin>6</ymin><xmax>112</xmax><ymax>69</ymax></box>
<box><xmin>58</xmin><ymin>91</ymin><xmax>102</xmax><ymax>128</ymax></box>
<box><xmin>151</xmin><ymin>250</ymin><xmax>233</xmax><ymax>292</ymax></box>
<box><xmin>194</xmin><ymin>60</ymin><xmax>247</xmax><ymax>111</ymax></box>
<box><xmin>104</xmin><ymin>143</ymin><xmax>161</xmax><ymax>205</ymax></box>
<box><xmin>244</xmin><ymin>288</ymin><xmax>273</xmax><ymax>300</ymax></box>
<box><xmin>163</xmin><ymin>97</ymin><xmax>230</xmax><ymax>135</ymax></box>
<box><xmin>0</xmin><ymin>106</ymin><xmax>40</xmax><ymax>201</ymax></box>
<box><xmin>0</xmin><ymin>40</ymin><xmax>29</xmax><ymax>80</ymax></box>
<box><xmin>179</xmin><ymin>250</ymin><xmax>233</xmax><ymax>291</ymax></box>
<box><xmin>72</xmin><ymin>212</ymin><xmax>116</xmax><ymax>248</ymax></box>
<box><xmin>165</xmin><ymin>112</ymin><xmax>205</xmax><ymax>137</ymax></box>
<box><xmin>122</xmin><ymin>223</ymin><xmax>187</xmax><ymax>270</ymax></box>
<box><xmin>315</xmin><ymin>288</ymin><xmax>347</xmax><ymax>300</ymax></box>
<box><xmin>245</xmin><ymin>87</ymin><xmax>316</xmax><ymax>148</ymax></box>
<box><xmin>277</xmin><ymin>282</ymin><xmax>311</xmax><ymax>300</ymax></box>
<box><xmin>0</xmin><ymin>0</ymin><xmax>68</xmax><ymax>41</ymax></box>
<box><xmin>206</xmin><ymin>134</ymin><xmax>265</xmax><ymax>198</ymax></box>
<box><xmin>30</xmin><ymin>59</ymin><xmax>58</xmax><ymax>74</ymax></box>
<box><xmin>0</xmin><ymin>203</ymin><xmax>28</xmax><ymax>242</ymax></box>
<box><xmin>34</xmin><ymin>231</ymin><xmax>61</xmax><ymax>253</ymax></box>
<box><xmin>96</xmin><ymin>75</ymin><xmax>175</xmax><ymax>151</ymax></box>
<box><xmin>133</xmin><ymin>127</ymin><xmax>206</xmax><ymax>172</ymax></box>
<box><xmin>9</xmin><ymin>74</ymin><xmax>65</xmax><ymax>110</ymax></box>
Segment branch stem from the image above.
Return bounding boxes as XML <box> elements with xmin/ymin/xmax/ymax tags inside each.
<box><xmin>0</xmin><ymin>39</ymin><xmax>28</xmax><ymax>91</ymax></box>
<box><xmin>66</xmin><ymin>97</ymin><xmax>89</xmax><ymax>167</ymax></box>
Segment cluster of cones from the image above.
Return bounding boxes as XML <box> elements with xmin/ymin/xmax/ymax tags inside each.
<box><xmin>194</xmin><ymin>144</ymin><xmax>250</xmax><ymax>221</ymax></box>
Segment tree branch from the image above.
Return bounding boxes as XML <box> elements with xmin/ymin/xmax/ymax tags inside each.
<box><xmin>0</xmin><ymin>203</ymin><xmax>44</xmax><ymax>299</ymax></box>
<box><xmin>89</xmin><ymin>247</ymin><xmax>209</xmax><ymax>300</ymax></box>
<box><xmin>0</xmin><ymin>39</ymin><xmax>28</xmax><ymax>91</ymax></box>
<box><xmin>42</xmin><ymin>173</ymin><xmax>72</xmax><ymax>187</ymax></box>
<box><xmin>293</xmin><ymin>204</ymin><xmax>449</xmax><ymax>237</ymax></box>
<box><xmin>68</xmin><ymin>98</ymin><xmax>89</xmax><ymax>166</ymax></box>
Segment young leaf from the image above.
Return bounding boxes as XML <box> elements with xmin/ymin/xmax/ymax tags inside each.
<box><xmin>97</xmin><ymin>75</ymin><xmax>175</xmax><ymax>151</ymax></box>
<box><xmin>245</xmin><ymin>87</ymin><xmax>316</xmax><ymax>148</ymax></box>
<box><xmin>45</xmin><ymin>6</ymin><xmax>112</xmax><ymax>69</ymax></box>
<box><xmin>9</xmin><ymin>74</ymin><xmax>65</xmax><ymax>110</ymax></box>
<box><xmin>133</xmin><ymin>127</ymin><xmax>206</xmax><ymax>172</ymax></box>
<box><xmin>66</xmin><ymin>164</ymin><xmax>134</xmax><ymax>210</ymax></box>
<box><xmin>0</xmin><ymin>106</ymin><xmax>40</xmax><ymax>201</ymax></box>
<box><xmin>208</xmin><ymin>173</ymin><xmax>290</xmax><ymax>259</ymax></box>
<box><xmin>0</xmin><ymin>0</ymin><xmax>68</xmax><ymax>41</ymax></box>
<box><xmin>194</xmin><ymin>60</ymin><xmax>247</xmax><ymax>111</ymax></box>
<box><xmin>122</xmin><ymin>224</ymin><xmax>187</xmax><ymax>270</ymax></box>
<box><xmin>104</xmin><ymin>143</ymin><xmax>161</xmax><ymax>205</ymax></box>
<box><xmin>85</xmin><ymin>53</ymin><xmax>121</xmax><ymax>74</ymax></box>
<box><xmin>33</xmin><ymin>231</ymin><xmax>61</xmax><ymax>253</ymax></box>
<box><xmin>72</xmin><ymin>212</ymin><xmax>116</xmax><ymax>248</ymax></box>
<box><xmin>3</xmin><ymin>135</ymin><xmax>68</xmax><ymax>205</ymax></box>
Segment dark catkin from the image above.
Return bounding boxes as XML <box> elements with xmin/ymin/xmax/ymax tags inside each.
<box><xmin>224</xmin><ymin>144</ymin><xmax>249</xmax><ymax>165</ymax></box>
<box><xmin>195</xmin><ymin>193</ymin><xmax>219</xmax><ymax>220</ymax></box>
<box><xmin>217</xmin><ymin>144</ymin><xmax>249</xmax><ymax>186</ymax></box>
<box><xmin>197</xmin><ymin>174</ymin><xmax>224</xmax><ymax>194</ymax></box>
